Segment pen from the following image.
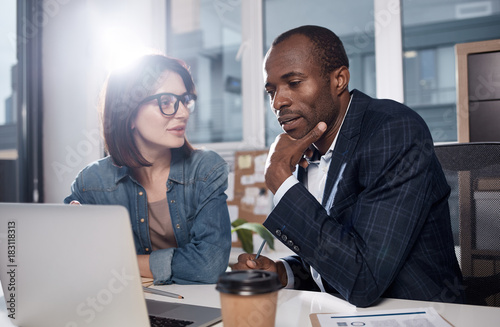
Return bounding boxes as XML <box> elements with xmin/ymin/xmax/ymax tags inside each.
<box><xmin>142</xmin><ymin>286</ymin><xmax>184</xmax><ymax>299</ymax></box>
<box><xmin>255</xmin><ymin>239</ymin><xmax>266</xmax><ymax>259</ymax></box>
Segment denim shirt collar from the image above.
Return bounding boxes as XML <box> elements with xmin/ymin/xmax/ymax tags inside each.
<box><xmin>114</xmin><ymin>164</ymin><xmax>132</xmax><ymax>184</ymax></box>
<box><xmin>167</xmin><ymin>151</ymin><xmax>187</xmax><ymax>185</ymax></box>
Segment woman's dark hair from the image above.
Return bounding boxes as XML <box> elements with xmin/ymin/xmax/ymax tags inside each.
<box><xmin>273</xmin><ymin>25</ymin><xmax>349</xmax><ymax>79</ymax></box>
<box><xmin>100</xmin><ymin>54</ymin><xmax>195</xmax><ymax>167</ymax></box>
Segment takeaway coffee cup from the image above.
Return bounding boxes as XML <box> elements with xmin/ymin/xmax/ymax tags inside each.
<box><xmin>216</xmin><ymin>270</ymin><xmax>282</xmax><ymax>327</ymax></box>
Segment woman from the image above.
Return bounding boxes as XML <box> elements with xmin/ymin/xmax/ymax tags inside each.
<box><xmin>64</xmin><ymin>54</ymin><xmax>231</xmax><ymax>285</ymax></box>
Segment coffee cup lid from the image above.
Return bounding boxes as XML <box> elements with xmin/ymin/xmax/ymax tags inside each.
<box><xmin>216</xmin><ymin>270</ymin><xmax>282</xmax><ymax>295</ymax></box>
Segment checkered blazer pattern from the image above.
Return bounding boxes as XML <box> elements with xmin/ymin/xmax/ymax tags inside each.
<box><xmin>263</xmin><ymin>89</ymin><xmax>464</xmax><ymax>307</ymax></box>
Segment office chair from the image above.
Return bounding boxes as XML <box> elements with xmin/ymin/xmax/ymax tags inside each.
<box><xmin>434</xmin><ymin>142</ymin><xmax>500</xmax><ymax>306</ymax></box>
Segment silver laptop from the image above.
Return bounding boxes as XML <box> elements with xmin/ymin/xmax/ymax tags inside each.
<box><xmin>0</xmin><ymin>203</ymin><xmax>221</xmax><ymax>327</ymax></box>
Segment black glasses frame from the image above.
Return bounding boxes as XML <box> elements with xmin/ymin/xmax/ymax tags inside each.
<box><xmin>139</xmin><ymin>92</ymin><xmax>197</xmax><ymax>116</ymax></box>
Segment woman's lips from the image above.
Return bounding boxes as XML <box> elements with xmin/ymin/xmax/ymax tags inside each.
<box><xmin>167</xmin><ymin>125</ymin><xmax>186</xmax><ymax>136</ymax></box>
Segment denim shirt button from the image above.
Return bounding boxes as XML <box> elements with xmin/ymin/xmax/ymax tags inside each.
<box><xmin>176</xmin><ymin>224</ymin><xmax>181</xmax><ymax>229</ymax></box>
<box><xmin>140</xmin><ymin>218</ymin><xmax>145</xmax><ymax>223</ymax></box>
<box><xmin>145</xmin><ymin>248</ymin><xmax>149</xmax><ymax>252</ymax></box>
<box><xmin>170</xmin><ymin>200</ymin><xmax>175</xmax><ymax>204</ymax></box>
<box><xmin>138</xmin><ymin>191</ymin><xmax>143</xmax><ymax>196</ymax></box>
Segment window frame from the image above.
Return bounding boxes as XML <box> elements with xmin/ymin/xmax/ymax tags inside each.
<box><xmin>0</xmin><ymin>0</ymin><xmax>43</xmax><ymax>202</ymax></box>
<box><xmin>168</xmin><ymin>0</ymin><xmax>266</xmax><ymax>154</ymax></box>
<box><xmin>197</xmin><ymin>0</ymin><xmax>500</xmax><ymax>152</ymax></box>
<box><xmin>188</xmin><ymin>0</ymin><xmax>405</xmax><ymax>154</ymax></box>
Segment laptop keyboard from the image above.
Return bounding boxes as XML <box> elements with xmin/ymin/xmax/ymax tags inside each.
<box><xmin>149</xmin><ymin>315</ymin><xmax>194</xmax><ymax>327</ymax></box>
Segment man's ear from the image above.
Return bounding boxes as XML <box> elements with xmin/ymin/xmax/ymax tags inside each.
<box><xmin>330</xmin><ymin>66</ymin><xmax>350</xmax><ymax>95</ymax></box>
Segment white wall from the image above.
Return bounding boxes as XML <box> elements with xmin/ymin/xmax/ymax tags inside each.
<box><xmin>42</xmin><ymin>0</ymin><xmax>166</xmax><ymax>203</ymax></box>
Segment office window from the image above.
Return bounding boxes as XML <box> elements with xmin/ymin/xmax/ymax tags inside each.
<box><xmin>0</xmin><ymin>1</ymin><xmax>43</xmax><ymax>202</ymax></box>
<box><xmin>0</xmin><ymin>1</ymin><xmax>18</xmax><ymax>202</ymax></box>
<box><xmin>165</xmin><ymin>1</ymin><xmax>377</xmax><ymax>150</ymax></box>
<box><xmin>402</xmin><ymin>0</ymin><xmax>500</xmax><ymax>142</ymax></box>
<box><xmin>0</xmin><ymin>2</ymin><xmax>16</xmax><ymax>133</ymax></box>
<box><xmin>166</xmin><ymin>0</ymin><xmax>243</xmax><ymax>144</ymax></box>
<box><xmin>263</xmin><ymin>0</ymin><xmax>376</xmax><ymax>146</ymax></box>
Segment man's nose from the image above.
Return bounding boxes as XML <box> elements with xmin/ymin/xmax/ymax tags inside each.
<box><xmin>272</xmin><ymin>89</ymin><xmax>291</xmax><ymax>111</ymax></box>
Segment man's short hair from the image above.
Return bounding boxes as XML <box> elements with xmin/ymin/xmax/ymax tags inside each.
<box><xmin>273</xmin><ymin>25</ymin><xmax>349</xmax><ymax>78</ymax></box>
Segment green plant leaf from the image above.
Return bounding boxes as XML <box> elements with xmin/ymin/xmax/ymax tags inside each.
<box><xmin>231</xmin><ymin>218</ymin><xmax>247</xmax><ymax>229</ymax></box>
<box><xmin>231</xmin><ymin>219</ymin><xmax>254</xmax><ymax>253</ymax></box>
<box><xmin>231</xmin><ymin>221</ymin><xmax>275</xmax><ymax>252</ymax></box>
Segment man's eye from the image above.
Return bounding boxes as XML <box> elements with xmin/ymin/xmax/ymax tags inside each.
<box><xmin>289</xmin><ymin>80</ymin><xmax>301</xmax><ymax>87</ymax></box>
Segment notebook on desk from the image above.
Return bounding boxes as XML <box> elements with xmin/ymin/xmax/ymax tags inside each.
<box><xmin>0</xmin><ymin>203</ymin><xmax>221</xmax><ymax>327</ymax></box>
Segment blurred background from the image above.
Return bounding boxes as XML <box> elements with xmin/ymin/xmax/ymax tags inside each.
<box><xmin>0</xmin><ymin>0</ymin><xmax>499</xmax><ymax>204</ymax></box>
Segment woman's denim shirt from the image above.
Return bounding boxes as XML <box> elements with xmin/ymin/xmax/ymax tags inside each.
<box><xmin>64</xmin><ymin>149</ymin><xmax>231</xmax><ymax>285</ymax></box>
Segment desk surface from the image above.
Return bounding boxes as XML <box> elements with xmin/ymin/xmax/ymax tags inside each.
<box><xmin>1</xmin><ymin>282</ymin><xmax>500</xmax><ymax>326</ymax></box>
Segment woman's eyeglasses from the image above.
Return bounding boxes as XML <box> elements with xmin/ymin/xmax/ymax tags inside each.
<box><xmin>139</xmin><ymin>92</ymin><xmax>196</xmax><ymax>116</ymax></box>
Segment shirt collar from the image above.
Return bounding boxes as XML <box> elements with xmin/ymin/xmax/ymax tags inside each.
<box><xmin>112</xmin><ymin>150</ymin><xmax>186</xmax><ymax>185</ymax></box>
<box><xmin>114</xmin><ymin>163</ymin><xmax>132</xmax><ymax>184</ymax></box>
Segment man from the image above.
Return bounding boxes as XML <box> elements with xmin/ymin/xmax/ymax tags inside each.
<box><xmin>233</xmin><ymin>25</ymin><xmax>464</xmax><ymax>307</ymax></box>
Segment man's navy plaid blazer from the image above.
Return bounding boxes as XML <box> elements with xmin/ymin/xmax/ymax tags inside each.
<box><xmin>263</xmin><ymin>89</ymin><xmax>465</xmax><ymax>307</ymax></box>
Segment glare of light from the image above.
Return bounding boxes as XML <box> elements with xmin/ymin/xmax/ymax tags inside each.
<box><xmin>100</xmin><ymin>27</ymin><xmax>157</xmax><ymax>73</ymax></box>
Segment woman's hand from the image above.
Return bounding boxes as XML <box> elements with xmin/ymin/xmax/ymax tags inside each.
<box><xmin>137</xmin><ymin>255</ymin><xmax>154</xmax><ymax>278</ymax></box>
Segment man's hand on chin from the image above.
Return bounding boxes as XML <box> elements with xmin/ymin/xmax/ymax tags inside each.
<box><xmin>265</xmin><ymin>122</ymin><xmax>327</xmax><ymax>193</ymax></box>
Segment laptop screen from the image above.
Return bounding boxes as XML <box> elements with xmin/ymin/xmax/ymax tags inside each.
<box><xmin>0</xmin><ymin>203</ymin><xmax>153</xmax><ymax>327</ymax></box>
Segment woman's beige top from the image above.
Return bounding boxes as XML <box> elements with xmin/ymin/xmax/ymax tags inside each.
<box><xmin>148</xmin><ymin>198</ymin><xmax>178</xmax><ymax>251</ymax></box>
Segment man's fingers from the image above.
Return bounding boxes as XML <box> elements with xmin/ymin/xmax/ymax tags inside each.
<box><xmin>298</xmin><ymin>157</ymin><xmax>309</xmax><ymax>169</ymax></box>
<box><xmin>297</xmin><ymin>122</ymin><xmax>327</xmax><ymax>148</ymax></box>
<box><xmin>303</xmin><ymin>147</ymin><xmax>315</xmax><ymax>159</ymax></box>
<box><xmin>231</xmin><ymin>253</ymin><xmax>259</xmax><ymax>270</ymax></box>
<box><xmin>308</xmin><ymin>122</ymin><xmax>327</xmax><ymax>142</ymax></box>
<box><xmin>299</xmin><ymin>146</ymin><xmax>316</xmax><ymax>169</ymax></box>
<box><xmin>246</xmin><ymin>259</ymin><xmax>258</xmax><ymax>269</ymax></box>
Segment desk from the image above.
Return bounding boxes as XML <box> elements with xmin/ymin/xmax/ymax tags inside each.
<box><xmin>1</xmin><ymin>282</ymin><xmax>500</xmax><ymax>326</ymax></box>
